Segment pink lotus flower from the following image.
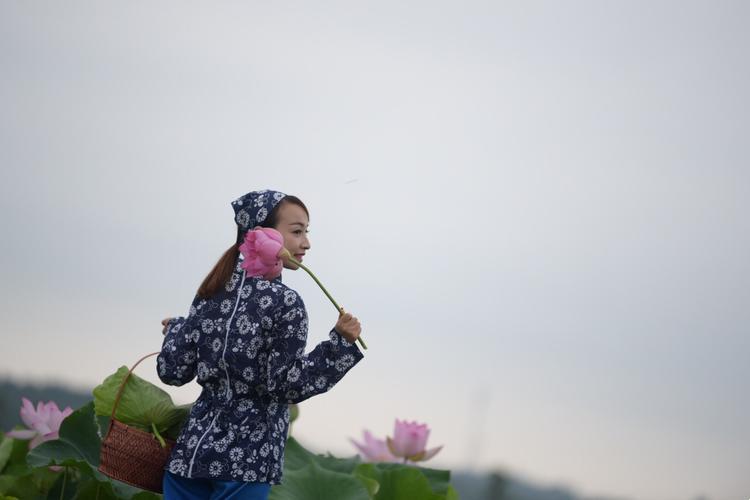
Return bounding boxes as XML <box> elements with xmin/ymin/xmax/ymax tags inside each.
<box><xmin>350</xmin><ymin>430</ymin><xmax>399</xmax><ymax>462</ymax></box>
<box><xmin>5</xmin><ymin>398</ymin><xmax>73</xmax><ymax>449</ymax></box>
<box><xmin>386</xmin><ymin>419</ymin><xmax>443</xmax><ymax>463</ymax></box>
<box><xmin>239</xmin><ymin>227</ymin><xmax>286</xmax><ymax>280</ymax></box>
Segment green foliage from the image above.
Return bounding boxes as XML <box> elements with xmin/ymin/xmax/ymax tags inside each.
<box><xmin>270</xmin><ymin>437</ymin><xmax>459</xmax><ymax>500</ymax></box>
<box><xmin>0</xmin><ymin>437</ymin><xmax>13</xmax><ymax>473</ymax></box>
<box><xmin>1</xmin><ymin>399</ymin><xmax>459</xmax><ymax>500</ymax></box>
<box><xmin>1</xmin><ymin>401</ymin><xmax>160</xmax><ymax>499</ymax></box>
<box><xmin>0</xmin><ymin>466</ymin><xmax>58</xmax><ymax>500</ymax></box>
<box><xmin>270</xmin><ymin>461</ymin><xmax>372</xmax><ymax>500</ymax></box>
<box><xmin>92</xmin><ymin>366</ymin><xmax>191</xmax><ymax>440</ymax></box>
<box><xmin>284</xmin><ymin>436</ymin><xmax>363</xmax><ymax>474</ymax></box>
<box><xmin>354</xmin><ymin>463</ymin><xmax>446</xmax><ymax>500</ymax></box>
<box><xmin>3</xmin><ymin>437</ymin><xmax>33</xmax><ymax>477</ymax></box>
<box><xmin>27</xmin><ymin>402</ymin><xmax>101</xmax><ymax>469</ymax></box>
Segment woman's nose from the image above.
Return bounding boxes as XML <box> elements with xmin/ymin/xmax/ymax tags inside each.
<box><xmin>302</xmin><ymin>235</ymin><xmax>311</xmax><ymax>250</ymax></box>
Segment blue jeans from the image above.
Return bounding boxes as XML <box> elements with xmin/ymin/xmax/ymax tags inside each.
<box><xmin>163</xmin><ymin>471</ymin><xmax>271</xmax><ymax>500</ymax></box>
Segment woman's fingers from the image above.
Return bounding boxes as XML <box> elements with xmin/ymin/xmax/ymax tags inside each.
<box><xmin>334</xmin><ymin>311</ymin><xmax>362</xmax><ymax>341</ymax></box>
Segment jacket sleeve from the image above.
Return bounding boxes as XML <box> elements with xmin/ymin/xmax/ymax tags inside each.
<box><xmin>265</xmin><ymin>290</ymin><xmax>364</xmax><ymax>404</ymax></box>
<box><xmin>157</xmin><ymin>294</ymin><xmax>203</xmax><ymax>386</ymax></box>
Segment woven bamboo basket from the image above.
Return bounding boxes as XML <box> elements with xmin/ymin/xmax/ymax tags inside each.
<box><xmin>98</xmin><ymin>352</ymin><xmax>177</xmax><ymax>493</ymax></box>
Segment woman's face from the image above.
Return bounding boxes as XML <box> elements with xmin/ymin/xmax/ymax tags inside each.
<box><xmin>274</xmin><ymin>201</ymin><xmax>311</xmax><ymax>270</ymax></box>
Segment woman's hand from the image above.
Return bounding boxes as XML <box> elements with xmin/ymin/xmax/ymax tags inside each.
<box><xmin>161</xmin><ymin>317</ymin><xmax>173</xmax><ymax>335</ymax></box>
<box><xmin>334</xmin><ymin>309</ymin><xmax>362</xmax><ymax>344</ymax></box>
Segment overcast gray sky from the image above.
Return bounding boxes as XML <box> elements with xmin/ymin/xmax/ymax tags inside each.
<box><xmin>1</xmin><ymin>2</ymin><xmax>749</xmax><ymax>499</ymax></box>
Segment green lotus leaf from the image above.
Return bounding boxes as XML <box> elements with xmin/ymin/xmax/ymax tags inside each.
<box><xmin>283</xmin><ymin>437</ymin><xmax>362</xmax><ymax>474</ymax></box>
<box><xmin>446</xmin><ymin>485</ymin><xmax>460</xmax><ymax>500</ymax></box>
<box><xmin>353</xmin><ymin>466</ymin><xmax>380</xmax><ymax>497</ymax></box>
<box><xmin>376</xmin><ymin>463</ymin><xmax>451</xmax><ymax>496</ymax></box>
<box><xmin>0</xmin><ymin>436</ymin><xmax>13</xmax><ymax>474</ymax></box>
<box><xmin>0</xmin><ymin>466</ymin><xmax>59</xmax><ymax>499</ymax></box>
<box><xmin>92</xmin><ymin>366</ymin><xmax>190</xmax><ymax>439</ymax></box>
<box><xmin>282</xmin><ymin>437</ymin><xmax>318</xmax><ymax>471</ymax></box>
<box><xmin>68</xmin><ymin>478</ymin><xmax>120</xmax><ymax>500</ymax></box>
<box><xmin>26</xmin><ymin>402</ymin><xmax>151</xmax><ymax>500</ymax></box>
<box><xmin>3</xmin><ymin>436</ymin><xmax>33</xmax><ymax>477</ymax></box>
<box><xmin>27</xmin><ymin>402</ymin><xmax>101</xmax><ymax>469</ymax></box>
<box><xmin>270</xmin><ymin>462</ymin><xmax>371</xmax><ymax>500</ymax></box>
<box><xmin>130</xmin><ymin>492</ymin><xmax>163</xmax><ymax>500</ymax></box>
<box><xmin>354</xmin><ymin>463</ymin><xmax>445</xmax><ymax>500</ymax></box>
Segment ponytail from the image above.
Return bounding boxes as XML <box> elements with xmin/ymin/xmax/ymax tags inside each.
<box><xmin>197</xmin><ymin>228</ymin><xmax>242</xmax><ymax>299</ymax></box>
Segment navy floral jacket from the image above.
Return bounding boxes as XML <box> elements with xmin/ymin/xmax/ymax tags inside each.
<box><xmin>157</xmin><ymin>190</ymin><xmax>364</xmax><ymax>484</ymax></box>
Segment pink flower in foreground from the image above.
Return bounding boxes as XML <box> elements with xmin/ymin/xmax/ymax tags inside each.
<box><xmin>5</xmin><ymin>398</ymin><xmax>73</xmax><ymax>449</ymax></box>
<box><xmin>350</xmin><ymin>430</ymin><xmax>399</xmax><ymax>462</ymax></box>
<box><xmin>386</xmin><ymin>419</ymin><xmax>443</xmax><ymax>463</ymax></box>
<box><xmin>239</xmin><ymin>227</ymin><xmax>288</xmax><ymax>280</ymax></box>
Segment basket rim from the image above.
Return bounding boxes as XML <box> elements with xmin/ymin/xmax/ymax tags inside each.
<box><xmin>103</xmin><ymin>417</ymin><xmax>177</xmax><ymax>446</ymax></box>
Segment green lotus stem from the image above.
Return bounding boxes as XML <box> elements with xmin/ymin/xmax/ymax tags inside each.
<box><xmin>287</xmin><ymin>255</ymin><xmax>368</xmax><ymax>350</ymax></box>
<box><xmin>151</xmin><ymin>422</ymin><xmax>166</xmax><ymax>448</ymax></box>
<box><xmin>60</xmin><ymin>466</ymin><xmax>67</xmax><ymax>500</ymax></box>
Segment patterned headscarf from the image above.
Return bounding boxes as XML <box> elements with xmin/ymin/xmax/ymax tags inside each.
<box><xmin>231</xmin><ymin>189</ymin><xmax>288</xmax><ymax>232</ymax></box>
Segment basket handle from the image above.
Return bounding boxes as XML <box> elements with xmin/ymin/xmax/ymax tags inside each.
<box><xmin>109</xmin><ymin>351</ymin><xmax>161</xmax><ymax>422</ymax></box>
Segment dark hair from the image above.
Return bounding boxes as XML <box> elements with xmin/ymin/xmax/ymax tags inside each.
<box><xmin>196</xmin><ymin>196</ymin><xmax>309</xmax><ymax>298</ymax></box>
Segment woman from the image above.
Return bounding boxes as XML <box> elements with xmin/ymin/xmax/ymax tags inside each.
<box><xmin>157</xmin><ymin>189</ymin><xmax>364</xmax><ymax>499</ymax></box>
